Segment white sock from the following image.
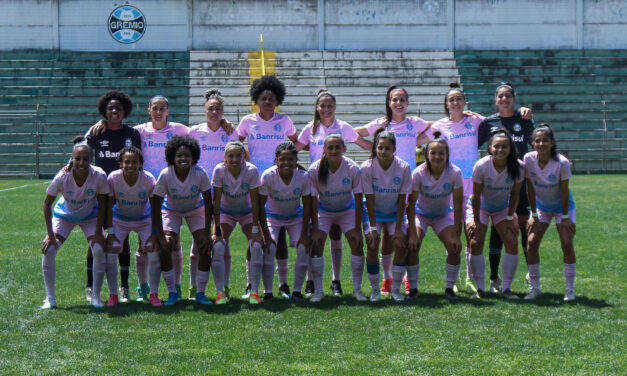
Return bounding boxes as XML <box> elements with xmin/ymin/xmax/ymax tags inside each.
<box><xmin>189</xmin><ymin>242</ymin><xmax>198</xmax><ymax>287</ymax></box>
<box><xmin>171</xmin><ymin>246</ymin><xmax>183</xmax><ymax>285</ymax></box>
<box><xmin>211</xmin><ymin>241</ymin><xmax>225</xmax><ymax>293</ymax></box>
<box><xmin>330</xmin><ymin>239</ymin><xmax>342</xmax><ymax>281</ymax></box>
<box><xmin>465</xmin><ymin>247</ymin><xmax>471</xmax><ymax>279</ymax></box>
<box><xmin>277</xmin><ymin>258</ymin><xmax>289</xmax><ymax>286</ymax></box>
<box><xmin>502</xmin><ymin>252</ymin><xmax>519</xmax><ymax>291</ymax></box>
<box><xmin>42</xmin><ymin>245</ymin><xmax>58</xmax><ymax>298</ymax></box>
<box><xmin>445</xmin><ymin>263</ymin><xmax>460</xmax><ymax>289</ymax></box>
<box><xmin>196</xmin><ymin>270</ymin><xmax>209</xmax><ymax>294</ymax></box>
<box><xmin>392</xmin><ymin>264</ymin><xmax>406</xmax><ymax>292</ymax></box>
<box><xmin>469</xmin><ymin>254</ymin><xmax>485</xmax><ymax>291</ymax></box>
<box><xmin>406</xmin><ymin>264</ymin><xmax>419</xmax><ymax>289</ymax></box>
<box><xmin>527</xmin><ymin>263</ymin><xmax>540</xmax><ymax>290</ymax></box>
<box><xmin>106</xmin><ymin>253</ymin><xmax>119</xmax><ymax>295</ymax></box>
<box><xmin>262</xmin><ymin>243</ymin><xmax>276</xmax><ymax>294</ymax></box>
<box><xmin>135</xmin><ymin>251</ymin><xmax>148</xmax><ymax>285</ymax></box>
<box><xmin>162</xmin><ymin>269</ymin><xmax>176</xmax><ymax>293</ymax></box>
<box><xmin>564</xmin><ymin>263</ymin><xmax>576</xmax><ymax>291</ymax></box>
<box><xmin>310</xmin><ymin>256</ymin><xmax>324</xmax><ymax>292</ymax></box>
<box><xmin>367</xmin><ymin>263</ymin><xmax>380</xmax><ymax>290</ymax></box>
<box><xmin>91</xmin><ymin>243</ymin><xmax>106</xmax><ymax>300</ymax></box>
<box><xmin>293</xmin><ymin>244</ymin><xmax>308</xmax><ymax>293</ymax></box>
<box><xmin>224</xmin><ymin>243</ymin><xmax>231</xmax><ymax>287</ymax></box>
<box><xmin>381</xmin><ymin>253</ymin><xmax>393</xmax><ymax>279</ymax></box>
<box><xmin>148</xmin><ymin>252</ymin><xmax>161</xmax><ymax>294</ymax></box>
<box><xmin>249</xmin><ymin>241</ymin><xmax>263</xmax><ymax>292</ymax></box>
<box><xmin>350</xmin><ymin>255</ymin><xmax>364</xmax><ymax>292</ymax></box>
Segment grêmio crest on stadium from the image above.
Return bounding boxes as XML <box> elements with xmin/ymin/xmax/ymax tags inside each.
<box><xmin>108</xmin><ymin>5</ymin><xmax>146</xmax><ymax>44</ymax></box>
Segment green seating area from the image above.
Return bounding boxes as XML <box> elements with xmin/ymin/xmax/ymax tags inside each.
<box><xmin>455</xmin><ymin>50</ymin><xmax>627</xmax><ymax>173</ymax></box>
<box><xmin>0</xmin><ymin>51</ymin><xmax>190</xmax><ymax>177</ymax></box>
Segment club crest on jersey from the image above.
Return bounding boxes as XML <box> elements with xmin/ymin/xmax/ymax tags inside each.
<box><xmin>125</xmin><ymin>138</ymin><xmax>132</xmax><ymax>147</ymax></box>
<box><xmin>190</xmin><ymin>185</ymin><xmax>199</xmax><ymax>193</ymax></box>
<box><xmin>548</xmin><ymin>174</ymin><xmax>557</xmax><ymax>182</ymax></box>
<box><xmin>513</xmin><ymin>123</ymin><xmax>521</xmax><ymax>132</ymax></box>
<box><xmin>100</xmin><ymin>140</ymin><xmax>110</xmax><ymax>148</ymax></box>
<box><xmin>406</xmin><ymin>123</ymin><xmax>413</xmax><ymax>131</ymax></box>
<box><xmin>86</xmin><ymin>189</ymin><xmax>95</xmax><ymax>197</ymax></box>
<box><xmin>443</xmin><ymin>183</ymin><xmax>451</xmax><ymax>191</ymax></box>
<box><xmin>67</xmin><ymin>190</ymin><xmax>74</xmax><ymax>197</ymax></box>
<box><xmin>118</xmin><ymin>192</ymin><xmax>124</xmax><ymax>197</ymax></box>
<box><xmin>465</xmin><ymin>122</ymin><xmax>472</xmax><ymax>130</ymax></box>
<box><xmin>274</xmin><ymin>124</ymin><xmax>282</xmax><ymax>132</ymax></box>
<box><xmin>317</xmin><ymin>139</ymin><xmax>324</xmax><ymax>146</ymax></box>
<box><xmin>138</xmin><ymin>192</ymin><xmax>146</xmax><ymax>199</ymax></box>
<box><xmin>221</xmin><ymin>135</ymin><xmax>229</xmax><ymax>143</ymax></box>
<box><xmin>530</xmin><ymin>172</ymin><xmax>537</xmax><ymax>178</ymax></box>
<box><xmin>171</xmin><ymin>188</ymin><xmax>178</xmax><ymax>193</ymax></box>
<box><xmin>200</xmin><ymin>136</ymin><xmax>207</xmax><ymax>141</ymax></box>
<box><xmin>505</xmin><ymin>177</ymin><xmax>513</xmax><ymax>184</ymax></box>
<box><xmin>241</xmin><ymin>182</ymin><xmax>249</xmax><ymax>190</ymax></box>
<box><xmin>166</xmin><ymin>133</ymin><xmax>173</xmax><ymax>139</ymax></box>
<box><xmin>393</xmin><ymin>177</ymin><xmax>401</xmax><ymax>185</ymax></box>
<box><xmin>372</xmin><ymin>178</ymin><xmax>378</xmax><ymax>183</ymax></box>
<box><xmin>293</xmin><ymin>188</ymin><xmax>301</xmax><ymax>195</ymax></box>
<box><xmin>342</xmin><ymin>177</ymin><xmax>350</xmax><ymax>186</ymax></box>
<box><xmin>146</xmin><ymin>134</ymin><xmax>153</xmax><ymax>140</ymax></box>
<box><xmin>486</xmin><ymin>177</ymin><xmax>492</xmax><ymax>183</ymax></box>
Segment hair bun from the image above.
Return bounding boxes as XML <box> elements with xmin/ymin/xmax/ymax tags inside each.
<box><xmin>433</xmin><ymin>131</ymin><xmax>442</xmax><ymax>139</ymax></box>
<box><xmin>449</xmin><ymin>82</ymin><xmax>460</xmax><ymax>89</ymax></box>
<box><xmin>204</xmin><ymin>88</ymin><xmax>222</xmax><ymax>100</ymax></box>
<box><xmin>73</xmin><ymin>136</ymin><xmax>85</xmax><ymax>144</ymax></box>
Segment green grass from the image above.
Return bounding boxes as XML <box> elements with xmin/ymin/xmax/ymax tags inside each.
<box><xmin>0</xmin><ymin>176</ymin><xmax>625</xmax><ymax>375</ymax></box>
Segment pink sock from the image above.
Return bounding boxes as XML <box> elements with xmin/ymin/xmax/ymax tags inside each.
<box><xmin>189</xmin><ymin>243</ymin><xmax>198</xmax><ymax>287</ymax></box>
<box><xmin>249</xmin><ymin>241</ymin><xmax>263</xmax><ymax>292</ymax></box>
<box><xmin>224</xmin><ymin>244</ymin><xmax>231</xmax><ymax>286</ymax></box>
<box><xmin>502</xmin><ymin>253</ymin><xmax>519</xmax><ymax>291</ymax></box>
<box><xmin>196</xmin><ymin>270</ymin><xmax>209</xmax><ymax>294</ymax></box>
<box><xmin>277</xmin><ymin>258</ymin><xmax>289</xmax><ymax>286</ymax></box>
<box><xmin>406</xmin><ymin>264</ymin><xmax>419</xmax><ymax>289</ymax></box>
<box><xmin>350</xmin><ymin>255</ymin><xmax>364</xmax><ymax>292</ymax></box>
<box><xmin>262</xmin><ymin>244</ymin><xmax>276</xmax><ymax>294</ymax></box>
<box><xmin>380</xmin><ymin>253</ymin><xmax>393</xmax><ymax>279</ymax></box>
<box><xmin>293</xmin><ymin>244</ymin><xmax>308</xmax><ymax>292</ymax></box>
<box><xmin>564</xmin><ymin>263</ymin><xmax>576</xmax><ymax>290</ymax></box>
<box><xmin>445</xmin><ymin>263</ymin><xmax>460</xmax><ymax>289</ymax></box>
<box><xmin>148</xmin><ymin>253</ymin><xmax>161</xmax><ymax>294</ymax></box>
<box><xmin>469</xmin><ymin>254</ymin><xmax>485</xmax><ymax>291</ymax></box>
<box><xmin>330</xmin><ymin>239</ymin><xmax>343</xmax><ymax>281</ymax></box>
<box><xmin>392</xmin><ymin>265</ymin><xmax>405</xmax><ymax>292</ymax></box>
<box><xmin>162</xmin><ymin>269</ymin><xmax>176</xmax><ymax>293</ymax></box>
<box><xmin>171</xmin><ymin>246</ymin><xmax>183</xmax><ymax>285</ymax></box>
<box><xmin>310</xmin><ymin>256</ymin><xmax>324</xmax><ymax>292</ymax></box>
<box><xmin>135</xmin><ymin>252</ymin><xmax>148</xmax><ymax>285</ymax></box>
<box><xmin>465</xmin><ymin>247</ymin><xmax>471</xmax><ymax>279</ymax></box>
<box><xmin>527</xmin><ymin>263</ymin><xmax>540</xmax><ymax>289</ymax></box>
<box><xmin>106</xmin><ymin>253</ymin><xmax>119</xmax><ymax>294</ymax></box>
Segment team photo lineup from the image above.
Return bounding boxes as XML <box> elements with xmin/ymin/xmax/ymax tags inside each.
<box><xmin>39</xmin><ymin>74</ymin><xmax>579</xmax><ymax>310</ymax></box>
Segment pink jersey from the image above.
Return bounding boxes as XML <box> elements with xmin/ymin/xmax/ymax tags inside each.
<box><xmin>471</xmin><ymin>155</ymin><xmax>525</xmax><ymax>212</ymax></box>
<box><xmin>153</xmin><ymin>165</ymin><xmax>211</xmax><ymax>213</ymax></box>
<box><xmin>412</xmin><ymin>163</ymin><xmax>463</xmax><ymax>218</ymax></box>
<box><xmin>259</xmin><ymin>166</ymin><xmax>311</xmax><ymax>220</ymax></box>
<box><xmin>360</xmin><ymin>156</ymin><xmax>412</xmax><ymax>221</ymax></box>
<box><xmin>309</xmin><ymin>156</ymin><xmax>362</xmax><ymax>213</ymax></box>
<box><xmin>364</xmin><ymin>116</ymin><xmax>429</xmax><ymax>171</ymax></box>
<box><xmin>134</xmin><ymin>121</ymin><xmax>189</xmax><ymax>178</ymax></box>
<box><xmin>428</xmin><ymin>115</ymin><xmax>484</xmax><ymax>179</ymax></box>
<box><xmin>524</xmin><ymin>151</ymin><xmax>575</xmax><ymax>213</ymax></box>
<box><xmin>188</xmin><ymin>123</ymin><xmax>239</xmax><ymax>182</ymax></box>
<box><xmin>47</xmin><ymin>165</ymin><xmax>109</xmax><ymax>222</ymax></box>
<box><xmin>107</xmin><ymin>169</ymin><xmax>156</xmax><ymax>220</ymax></box>
<box><xmin>212</xmin><ymin>161</ymin><xmax>261</xmax><ymax>215</ymax></box>
<box><xmin>297</xmin><ymin>119</ymin><xmax>359</xmax><ymax>162</ymax></box>
<box><xmin>236</xmin><ymin>113</ymin><xmax>297</xmax><ymax>175</ymax></box>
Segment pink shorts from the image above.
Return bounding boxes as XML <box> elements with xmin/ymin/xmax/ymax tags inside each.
<box><xmin>318</xmin><ymin>209</ymin><xmax>357</xmax><ymax>234</ymax></box>
<box><xmin>112</xmin><ymin>217</ymin><xmax>152</xmax><ymax>248</ymax></box>
<box><xmin>220</xmin><ymin>212</ymin><xmax>253</xmax><ymax>228</ymax></box>
<box><xmin>416</xmin><ymin>212</ymin><xmax>454</xmax><ymax>236</ymax></box>
<box><xmin>465</xmin><ymin>205</ymin><xmax>513</xmax><ymax>226</ymax></box>
<box><xmin>538</xmin><ymin>208</ymin><xmax>576</xmax><ymax>225</ymax></box>
<box><xmin>163</xmin><ymin>206</ymin><xmax>206</xmax><ymax>234</ymax></box>
<box><xmin>53</xmin><ymin>216</ymin><xmax>99</xmax><ymax>240</ymax></box>
<box><xmin>268</xmin><ymin>217</ymin><xmax>303</xmax><ymax>247</ymax></box>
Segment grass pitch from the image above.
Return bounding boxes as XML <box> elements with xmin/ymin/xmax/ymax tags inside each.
<box><xmin>0</xmin><ymin>176</ymin><xmax>625</xmax><ymax>375</ymax></box>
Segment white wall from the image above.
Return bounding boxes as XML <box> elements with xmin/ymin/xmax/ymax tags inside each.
<box><xmin>0</xmin><ymin>0</ymin><xmax>626</xmax><ymax>51</ymax></box>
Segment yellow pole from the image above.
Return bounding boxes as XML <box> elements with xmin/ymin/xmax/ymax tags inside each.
<box><xmin>260</xmin><ymin>34</ymin><xmax>265</xmax><ymax>76</ymax></box>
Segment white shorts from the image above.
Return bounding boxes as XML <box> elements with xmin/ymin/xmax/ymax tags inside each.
<box><xmin>267</xmin><ymin>217</ymin><xmax>303</xmax><ymax>247</ymax></box>
<box><xmin>538</xmin><ymin>208</ymin><xmax>576</xmax><ymax>225</ymax></box>
<box><xmin>112</xmin><ymin>217</ymin><xmax>152</xmax><ymax>249</ymax></box>
<box><xmin>53</xmin><ymin>216</ymin><xmax>99</xmax><ymax>240</ymax></box>
<box><xmin>318</xmin><ymin>208</ymin><xmax>357</xmax><ymax>234</ymax></box>
<box><xmin>163</xmin><ymin>206</ymin><xmax>206</xmax><ymax>234</ymax></box>
<box><xmin>416</xmin><ymin>212</ymin><xmax>454</xmax><ymax>236</ymax></box>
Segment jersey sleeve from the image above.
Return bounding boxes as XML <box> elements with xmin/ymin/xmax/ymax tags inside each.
<box><xmin>247</xmin><ymin>165</ymin><xmax>261</xmax><ymax>189</ymax></box>
<box><xmin>350</xmin><ymin>163</ymin><xmax>363</xmax><ymax>194</ymax></box>
<box><xmin>152</xmin><ymin>168</ymin><xmax>169</xmax><ymax>197</ymax></box>
<box><xmin>259</xmin><ymin>170</ymin><xmax>270</xmax><ymax>196</ymax></box>
<box><xmin>198</xmin><ymin>167</ymin><xmax>212</xmax><ymax>192</ymax></box>
<box><xmin>283</xmin><ymin>116</ymin><xmax>297</xmax><ymax>137</ymax></box>
<box><xmin>472</xmin><ymin>160</ymin><xmax>484</xmax><ymax>184</ymax></box>
<box><xmin>523</xmin><ymin>153</ymin><xmax>533</xmax><ymax>178</ymax></box>
<box><xmin>300</xmin><ymin>171</ymin><xmax>312</xmax><ymax>196</ymax></box>
<box><xmin>211</xmin><ymin>165</ymin><xmax>224</xmax><ymax>188</ymax></box>
<box><xmin>46</xmin><ymin>171</ymin><xmax>65</xmax><ymax>197</ymax></box>
<box><xmin>559</xmin><ymin>155</ymin><xmax>572</xmax><ymax>181</ymax></box>
<box><xmin>411</xmin><ymin>167</ymin><xmax>422</xmax><ymax>193</ymax></box>
<box><xmin>340</xmin><ymin>121</ymin><xmax>359</xmax><ymax>143</ymax></box>
<box><xmin>96</xmin><ymin>172</ymin><xmax>110</xmax><ymax>195</ymax></box>
<box><xmin>477</xmin><ymin>119</ymin><xmax>490</xmax><ymax>147</ymax></box>
<box><xmin>107</xmin><ymin>174</ymin><xmax>116</xmax><ymax>197</ymax></box>
<box><xmin>452</xmin><ymin>166</ymin><xmax>464</xmax><ymax>189</ymax></box>
<box><xmin>400</xmin><ymin>165</ymin><xmax>413</xmax><ymax>195</ymax></box>
<box><xmin>364</xmin><ymin>119</ymin><xmax>383</xmax><ymax>136</ymax></box>
<box><xmin>360</xmin><ymin>163</ymin><xmax>374</xmax><ymax>195</ymax></box>
<box><xmin>236</xmin><ymin>118</ymin><xmax>249</xmax><ymax>138</ymax></box>
<box><xmin>297</xmin><ymin>124</ymin><xmax>312</xmax><ymax>146</ymax></box>
<box><xmin>308</xmin><ymin>165</ymin><xmax>320</xmax><ymax>197</ymax></box>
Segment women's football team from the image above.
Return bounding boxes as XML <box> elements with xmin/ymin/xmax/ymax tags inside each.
<box><xmin>40</xmin><ymin>76</ymin><xmax>578</xmax><ymax>309</ymax></box>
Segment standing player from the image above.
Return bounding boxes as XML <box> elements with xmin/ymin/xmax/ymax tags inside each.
<box><xmin>151</xmin><ymin>135</ymin><xmax>214</xmax><ymax>305</ymax></box>
<box><xmin>466</xmin><ymin>129</ymin><xmax>524</xmax><ymax>299</ymax></box>
<box><xmin>296</xmin><ymin>89</ymin><xmax>371</xmax><ymax>296</ymax></box>
<box><xmin>188</xmin><ymin>89</ymin><xmax>239</xmax><ymax>299</ymax></box>
<box><xmin>523</xmin><ymin>124</ymin><xmax>577</xmax><ymax>301</ymax></box>
<box><xmin>84</xmin><ymin>90</ymin><xmax>141</xmax><ymax>303</ymax></box>
<box><xmin>105</xmin><ymin>147</ymin><xmax>161</xmax><ymax>306</ymax></box>
<box><xmin>361</xmin><ymin>129</ymin><xmax>412</xmax><ymax>302</ymax></box>
<box><xmin>258</xmin><ymin>141</ymin><xmax>311</xmax><ymax>301</ymax></box>
<box><xmin>478</xmin><ymin>82</ymin><xmax>534</xmax><ymax>293</ymax></box>
<box><xmin>41</xmin><ymin>138</ymin><xmax>109</xmax><ymax>309</ymax></box>
<box><xmin>406</xmin><ymin>132</ymin><xmax>464</xmax><ymax>300</ymax></box>
<box><xmin>212</xmin><ymin>141</ymin><xmax>264</xmax><ymax>304</ymax></box>
<box><xmin>236</xmin><ymin>75</ymin><xmax>298</xmax><ymax>298</ymax></box>
<box><xmin>355</xmin><ymin>86</ymin><xmax>430</xmax><ymax>295</ymax></box>
<box><xmin>308</xmin><ymin>134</ymin><xmax>367</xmax><ymax>302</ymax></box>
